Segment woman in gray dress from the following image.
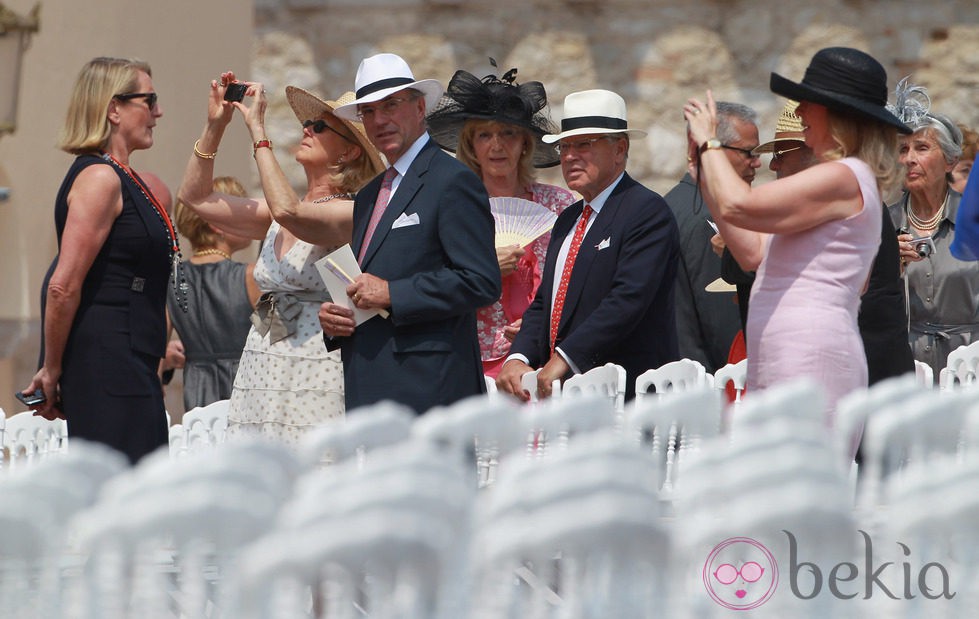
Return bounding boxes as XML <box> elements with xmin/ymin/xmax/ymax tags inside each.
<box><xmin>167</xmin><ymin>176</ymin><xmax>260</xmax><ymax>410</ymax></box>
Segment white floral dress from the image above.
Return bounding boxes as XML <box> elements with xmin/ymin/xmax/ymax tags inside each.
<box><xmin>227</xmin><ymin>221</ymin><xmax>344</xmax><ymax>445</ymax></box>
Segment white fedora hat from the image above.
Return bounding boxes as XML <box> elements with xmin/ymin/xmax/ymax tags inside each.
<box><xmin>334</xmin><ymin>53</ymin><xmax>443</xmax><ymax>121</ymax></box>
<box><xmin>542</xmin><ymin>89</ymin><xmax>647</xmax><ymax>143</ymax></box>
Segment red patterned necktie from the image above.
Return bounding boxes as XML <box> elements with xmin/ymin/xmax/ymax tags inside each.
<box><xmin>358</xmin><ymin>167</ymin><xmax>398</xmax><ymax>264</ymax></box>
<box><xmin>550</xmin><ymin>204</ymin><xmax>593</xmax><ymax>353</ymax></box>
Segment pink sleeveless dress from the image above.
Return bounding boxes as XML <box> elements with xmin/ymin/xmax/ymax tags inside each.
<box><xmin>746</xmin><ymin>158</ymin><xmax>881</xmax><ymax>421</ymax></box>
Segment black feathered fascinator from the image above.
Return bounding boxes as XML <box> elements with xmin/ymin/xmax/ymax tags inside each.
<box><xmin>426</xmin><ymin>65</ymin><xmax>560</xmax><ymax>168</ymax></box>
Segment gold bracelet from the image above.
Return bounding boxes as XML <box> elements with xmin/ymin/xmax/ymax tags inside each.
<box><xmin>193</xmin><ymin>139</ymin><xmax>217</xmax><ymax>160</ymax></box>
<box><xmin>252</xmin><ymin>138</ymin><xmax>273</xmax><ymax>158</ymax></box>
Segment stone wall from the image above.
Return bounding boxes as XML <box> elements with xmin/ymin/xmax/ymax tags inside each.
<box><xmin>252</xmin><ymin>0</ymin><xmax>979</xmax><ymax>195</ymax></box>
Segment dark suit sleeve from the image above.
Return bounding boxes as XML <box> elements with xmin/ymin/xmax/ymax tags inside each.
<box><xmin>559</xmin><ymin>192</ymin><xmax>678</xmax><ymax>369</ymax></box>
<box><xmin>673</xmin><ymin>251</ymin><xmax>711</xmax><ymax>369</ymax></box>
<box><xmin>387</xmin><ymin>165</ymin><xmax>501</xmax><ymax>324</ymax></box>
<box><xmin>508</xmin><ymin>258</ymin><xmax>551</xmax><ymax>368</ymax></box>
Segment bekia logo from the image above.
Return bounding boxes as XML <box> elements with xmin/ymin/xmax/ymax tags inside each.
<box><xmin>704</xmin><ymin>531</ymin><xmax>955</xmax><ymax>609</ymax></box>
<box><xmin>703</xmin><ymin>537</ymin><xmax>779</xmax><ymax>610</ymax></box>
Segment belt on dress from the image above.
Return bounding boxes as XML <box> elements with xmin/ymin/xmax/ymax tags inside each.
<box><xmin>251</xmin><ymin>291</ymin><xmax>329</xmax><ymax>344</ymax></box>
<box><xmin>910</xmin><ymin>321</ymin><xmax>979</xmax><ymax>341</ymax></box>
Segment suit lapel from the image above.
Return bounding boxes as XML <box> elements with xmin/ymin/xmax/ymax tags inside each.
<box><xmin>557</xmin><ymin>174</ymin><xmax>633</xmax><ymax>336</ymax></box>
<box><xmin>540</xmin><ymin>200</ymin><xmax>583</xmax><ymax>313</ymax></box>
<box><xmin>359</xmin><ymin>141</ymin><xmax>436</xmax><ymax>268</ymax></box>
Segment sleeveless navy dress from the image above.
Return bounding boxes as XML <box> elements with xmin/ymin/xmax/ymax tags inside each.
<box><xmin>43</xmin><ymin>154</ymin><xmax>171</xmax><ymax>463</ymax></box>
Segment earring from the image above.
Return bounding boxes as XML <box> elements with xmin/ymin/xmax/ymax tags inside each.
<box><xmin>336</xmin><ymin>155</ymin><xmax>345</xmax><ymax>165</ymax></box>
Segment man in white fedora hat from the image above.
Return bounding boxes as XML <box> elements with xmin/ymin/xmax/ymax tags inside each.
<box><xmin>319</xmin><ymin>52</ymin><xmax>501</xmax><ymax>414</ymax></box>
<box><xmin>497</xmin><ymin>89</ymin><xmax>681</xmax><ymax>401</ymax></box>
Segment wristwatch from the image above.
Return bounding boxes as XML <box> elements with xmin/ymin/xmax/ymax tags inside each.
<box><xmin>700</xmin><ymin>137</ymin><xmax>722</xmax><ymax>153</ymax></box>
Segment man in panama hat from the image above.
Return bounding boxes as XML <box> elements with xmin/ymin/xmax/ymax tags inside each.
<box><xmin>319</xmin><ymin>53</ymin><xmax>501</xmax><ymax>414</ymax></box>
<box><xmin>497</xmin><ymin>89</ymin><xmax>681</xmax><ymax>401</ymax></box>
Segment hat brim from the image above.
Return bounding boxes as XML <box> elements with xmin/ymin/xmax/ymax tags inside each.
<box><xmin>541</xmin><ymin>127</ymin><xmax>647</xmax><ymax>144</ymax></box>
<box><xmin>753</xmin><ymin>135</ymin><xmax>806</xmax><ymax>154</ymax></box>
<box><xmin>770</xmin><ymin>73</ymin><xmax>912</xmax><ymax>134</ymax></box>
<box><xmin>332</xmin><ymin>79</ymin><xmax>443</xmax><ymax>122</ymax></box>
<box><xmin>285</xmin><ymin>86</ymin><xmax>385</xmax><ymax>173</ymax></box>
<box><xmin>427</xmin><ymin>112</ymin><xmax>561</xmax><ymax>168</ymax></box>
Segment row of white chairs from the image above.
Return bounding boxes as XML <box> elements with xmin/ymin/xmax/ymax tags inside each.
<box><xmin>0</xmin><ymin>407</ymin><xmax>68</xmax><ymax>468</ymax></box>
<box><xmin>2</xmin><ymin>372</ymin><xmax>978</xmax><ymax>617</ymax></box>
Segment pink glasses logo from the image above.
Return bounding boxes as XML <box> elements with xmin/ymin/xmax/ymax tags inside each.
<box><xmin>703</xmin><ymin>537</ymin><xmax>779</xmax><ymax>610</ymax></box>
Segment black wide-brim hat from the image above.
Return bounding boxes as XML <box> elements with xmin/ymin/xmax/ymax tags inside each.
<box><xmin>426</xmin><ymin>69</ymin><xmax>561</xmax><ymax>168</ymax></box>
<box><xmin>770</xmin><ymin>47</ymin><xmax>912</xmax><ymax>134</ymax></box>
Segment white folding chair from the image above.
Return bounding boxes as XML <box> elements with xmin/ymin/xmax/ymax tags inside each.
<box><xmin>182</xmin><ymin>399</ymin><xmax>229</xmax><ymax>452</ymax></box>
<box><xmin>300</xmin><ymin>399</ymin><xmax>415</xmax><ymax>468</ymax></box>
<box><xmin>713</xmin><ymin>358</ymin><xmax>747</xmax><ymax>418</ymax></box>
<box><xmin>3</xmin><ymin>410</ymin><xmax>68</xmax><ymax>468</ymax></box>
<box><xmin>939</xmin><ymin>341</ymin><xmax>979</xmax><ymax>390</ymax></box>
<box><xmin>634</xmin><ymin>358</ymin><xmax>709</xmax><ymax>403</ymax></box>
<box><xmin>914</xmin><ymin>359</ymin><xmax>934</xmax><ymax>387</ymax></box>
<box><xmin>562</xmin><ymin>362</ymin><xmax>627</xmax><ymax>414</ymax></box>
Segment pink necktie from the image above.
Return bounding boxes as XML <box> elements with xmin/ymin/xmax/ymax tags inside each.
<box><xmin>358</xmin><ymin>167</ymin><xmax>398</xmax><ymax>264</ymax></box>
<box><xmin>550</xmin><ymin>204</ymin><xmax>593</xmax><ymax>353</ymax></box>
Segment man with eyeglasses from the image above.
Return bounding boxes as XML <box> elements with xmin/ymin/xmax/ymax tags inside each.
<box><xmin>319</xmin><ymin>53</ymin><xmax>501</xmax><ymax>414</ymax></box>
<box><xmin>497</xmin><ymin>89</ymin><xmax>680</xmax><ymax>401</ymax></box>
<box><xmin>665</xmin><ymin>102</ymin><xmax>760</xmax><ymax>373</ymax></box>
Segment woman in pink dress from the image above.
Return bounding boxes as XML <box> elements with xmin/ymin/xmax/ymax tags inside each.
<box><xmin>427</xmin><ymin>68</ymin><xmax>574</xmax><ymax>377</ymax></box>
<box><xmin>683</xmin><ymin>47</ymin><xmax>912</xmax><ymax>420</ymax></box>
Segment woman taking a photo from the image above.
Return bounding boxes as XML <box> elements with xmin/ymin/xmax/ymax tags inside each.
<box><xmin>684</xmin><ymin>47</ymin><xmax>910</xmax><ymax>419</ymax></box>
<box><xmin>23</xmin><ymin>57</ymin><xmax>173</xmax><ymax>463</ymax></box>
<box><xmin>178</xmin><ymin>73</ymin><xmax>383</xmax><ymax>445</ymax></box>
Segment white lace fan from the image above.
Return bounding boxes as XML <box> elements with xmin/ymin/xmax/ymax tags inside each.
<box><xmin>490</xmin><ymin>197</ymin><xmax>557</xmax><ymax>248</ymax></box>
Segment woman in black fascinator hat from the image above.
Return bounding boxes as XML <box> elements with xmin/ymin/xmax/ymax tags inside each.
<box><xmin>682</xmin><ymin>46</ymin><xmax>907</xmax><ymax>438</ymax></box>
<box><xmin>427</xmin><ymin>64</ymin><xmax>574</xmax><ymax>377</ymax></box>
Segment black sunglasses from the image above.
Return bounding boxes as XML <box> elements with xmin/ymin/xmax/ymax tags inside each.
<box><xmin>302</xmin><ymin>119</ymin><xmax>355</xmax><ymax>143</ymax></box>
<box><xmin>114</xmin><ymin>92</ymin><xmax>158</xmax><ymax>109</ymax></box>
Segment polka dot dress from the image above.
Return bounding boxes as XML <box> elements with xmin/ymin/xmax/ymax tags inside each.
<box><xmin>228</xmin><ymin>221</ymin><xmax>344</xmax><ymax>446</ymax></box>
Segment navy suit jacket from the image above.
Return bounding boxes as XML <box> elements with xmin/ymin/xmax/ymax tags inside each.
<box><xmin>510</xmin><ymin>172</ymin><xmax>680</xmax><ymax>399</ymax></box>
<box><xmin>329</xmin><ymin>137</ymin><xmax>501</xmax><ymax>414</ymax></box>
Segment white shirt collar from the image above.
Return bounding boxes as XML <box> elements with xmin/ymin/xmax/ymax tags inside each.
<box><xmin>388</xmin><ymin>132</ymin><xmax>431</xmax><ymax>178</ymax></box>
<box><xmin>583</xmin><ymin>171</ymin><xmax>625</xmax><ymax>214</ymax></box>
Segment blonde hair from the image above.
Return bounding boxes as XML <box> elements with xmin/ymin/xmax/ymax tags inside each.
<box><xmin>175</xmin><ymin>176</ymin><xmax>247</xmax><ymax>249</ymax></box>
<box><xmin>457</xmin><ymin>120</ymin><xmax>537</xmax><ymax>188</ymax></box>
<box><xmin>959</xmin><ymin>124</ymin><xmax>978</xmax><ymax>162</ymax></box>
<box><xmin>821</xmin><ymin>109</ymin><xmax>901</xmax><ymax>193</ymax></box>
<box><xmin>58</xmin><ymin>57</ymin><xmax>152</xmax><ymax>155</ymax></box>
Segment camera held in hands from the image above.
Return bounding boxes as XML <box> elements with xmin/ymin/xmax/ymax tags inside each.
<box><xmin>910</xmin><ymin>236</ymin><xmax>936</xmax><ymax>258</ymax></box>
<box><xmin>898</xmin><ymin>227</ymin><xmax>937</xmax><ymax>259</ymax></box>
<box><xmin>223</xmin><ymin>82</ymin><xmax>248</xmax><ymax>103</ymax></box>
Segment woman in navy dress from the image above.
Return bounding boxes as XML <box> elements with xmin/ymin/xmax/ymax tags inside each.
<box><xmin>23</xmin><ymin>57</ymin><xmax>175</xmax><ymax>464</ymax></box>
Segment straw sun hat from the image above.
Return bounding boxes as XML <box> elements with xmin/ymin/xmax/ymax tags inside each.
<box><xmin>284</xmin><ymin>86</ymin><xmax>384</xmax><ymax>172</ymax></box>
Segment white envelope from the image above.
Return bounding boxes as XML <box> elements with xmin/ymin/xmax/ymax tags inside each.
<box><xmin>313</xmin><ymin>244</ymin><xmax>388</xmax><ymax>326</ymax></box>
<box><xmin>392</xmin><ymin>212</ymin><xmax>420</xmax><ymax>228</ymax></box>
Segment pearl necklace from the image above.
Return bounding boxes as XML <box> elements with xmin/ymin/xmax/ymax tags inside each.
<box><xmin>193</xmin><ymin>248</ymin><xmax>232</xmax><ymax>260</ymax></box>
<box><xmin>311</xmin><ymin>193</ymin><xmax>353</xmax><ymax>203</ymax></box>
<box><xmin>907</xmin><ymin>190</ymin><xmax>949</xmax><ymax>233</ymax></box>
<box><xmin>100</xmin><ymin>152</ymin><xmax>189</xmax><ymax>312</ymax></box>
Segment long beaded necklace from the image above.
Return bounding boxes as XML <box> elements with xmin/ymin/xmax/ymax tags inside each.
<box><xmin>311</xmin><ymin>192</ymin><xmax>353</xmax><ymax>203</ymax></box>
<box><xmin>101</xmin><ymin>152</ymin><xmax>189</xmax><ymax>312</ymax></box>
<box><xmin>907</xmin><ymin>190</ymin><xmax>949</xmax><ymax>233</ymax></box>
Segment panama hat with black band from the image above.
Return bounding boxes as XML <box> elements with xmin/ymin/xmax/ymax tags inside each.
<box><xmin>769</xmin><ymin>46</ymin><xmax>911</xmax><ymax>134</ymax></box>
<box><xmin>333</xmin><ymin>53</ymin><xmax>443</xmax><ymax>122</ymax></box>
<box><xmin>542</xmin><ymin>89</ymin><xmax>647</xmax><ymax>144</ymax></box>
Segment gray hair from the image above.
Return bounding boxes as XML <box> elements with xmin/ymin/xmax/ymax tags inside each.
<box><xmin>715</xmin><ymin>102</ymin><xmax>758</xmax><ymax>144</ymax></box>
<box><xmin>909</xmin><ymin>113</ymin><xmax>963</xmax><ymax>164</ymax></box>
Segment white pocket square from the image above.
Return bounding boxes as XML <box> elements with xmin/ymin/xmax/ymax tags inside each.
<box><xmin>596</xmin><ymin>237</ymin><xmax>611</xmax><ymax>250</ymax></box>
<box><xmin>392</xmin><ymin>212</ymin><xmax>420</xmax><ymax>229</ymax></box>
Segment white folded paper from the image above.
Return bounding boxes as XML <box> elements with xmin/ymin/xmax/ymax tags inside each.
<box><xmin>314</xmin><ymin>244</ymin><xmax>388</xmax><ymax>325</ymax></box>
